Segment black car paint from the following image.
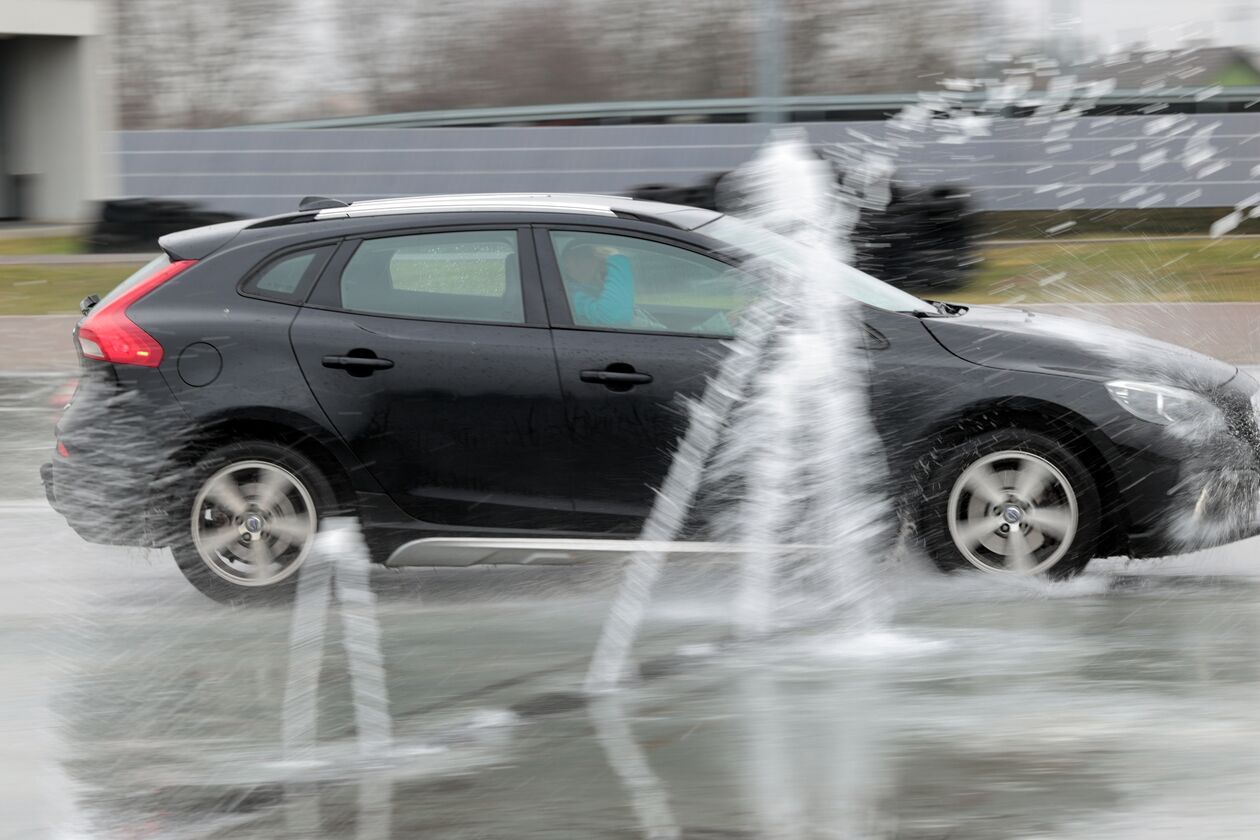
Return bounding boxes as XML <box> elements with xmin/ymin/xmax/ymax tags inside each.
<box><xmin>924</xmin><ymin>305</ymin><xmax>1237</xmax><ymax>386</ymax></box>
<box><xmin>43</xmin><ymin>209</ymin><xmax>1260</xmax><ymax>561</ymax></box>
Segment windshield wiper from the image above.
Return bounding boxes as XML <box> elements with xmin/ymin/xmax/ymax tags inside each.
<box><xmin>914</xmin><ymin>300</ymin><xmax>967</xmax><ymax>318</ymax></box>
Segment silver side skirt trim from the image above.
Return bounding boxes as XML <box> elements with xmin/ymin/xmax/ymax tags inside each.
<box><xmin>384</xmin><ymin>537</ymin><xmax>821</xmax><ymax>568</ymax></box>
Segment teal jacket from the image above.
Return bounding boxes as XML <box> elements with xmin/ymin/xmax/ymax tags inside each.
<box><xmin>568</xmin><ymin>254</ymin><xmax>634</xmax><ymax>327</ymax></box>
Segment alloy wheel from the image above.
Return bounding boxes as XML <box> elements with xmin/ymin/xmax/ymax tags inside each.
<box><xmin>190</xmin><ymin>460</ymin><xmax>317</xmax><ymax>587</ymax></box>
<box><xmin>946</xmin><ymin>450</ymin><xmax>1079</xmax><ymax>575</ymax></box>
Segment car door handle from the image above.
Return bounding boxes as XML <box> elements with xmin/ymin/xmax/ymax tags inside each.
<box><xmin>580</xmin><ymin>370</ymin><xmax>652</xmax><ymax>384</ymax></box>
<box><xmin>322</xmin><ymin>355</ymin><xmax>394</xmax><ymax>371</ymax></box>
<box><xmin>580</xmin><ymin>367</ymin><xmax>653</xmax><ymax>388</ymax></box>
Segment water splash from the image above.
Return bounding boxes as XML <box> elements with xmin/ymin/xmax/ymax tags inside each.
<box><xmin>585</xmin><ymin>132</ymin><xmax>894</xmax><ymax>691</ymax></box>
<box><xmin>712</xmin><ymin>135</ymin><xmax>894</xmax><ymax>631</ymax></box>
<box><xmin>589</xmin><ymin>694</ymin><xmax>681</xmax><ymax>840</ymax></box>
<box><xmin>583</xmin><ymin>287</ymin><xmax>779</xmax><ymax>691</ymax></box>
<box><xmin>827</xmin><ymin>59</ymin><xmax>1260</xmax><ymax>557</ymax></box>
<box><xmin>282</xmin><ymin>517</ymin><xmax>392</xmax><ymax>761</ymax></box>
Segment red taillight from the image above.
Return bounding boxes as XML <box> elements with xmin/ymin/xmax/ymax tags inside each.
<box><xmin>78</xmin><ymin>259</ymin><xmax>196</xmax><ymax>368</ymax></box>
<box><xmin>56</xmin><ymin>440</ymin><xmax>70</xmax><ymax>458</ymax></box>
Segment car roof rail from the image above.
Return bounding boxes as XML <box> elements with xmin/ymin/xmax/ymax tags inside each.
<box><xmin>246</xmin><ymin>193</ymin><xmax>723</xmax><ymax>232</ymax></box>
<box><xmin>298</xmin><ymin>195</ymin><xmax>350</xmax><ymax>211</ymax></box>
<box><xmin>313</xmin><ymin>193</ymin><xmax>622</xmax><ymax>219</ymax></box>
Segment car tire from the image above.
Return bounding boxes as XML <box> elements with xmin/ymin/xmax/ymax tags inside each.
<box><xmin>916</xmin><ymin>429</ymin><xmax>1100</xmax><ymax>579</ymax></box>
<box><xmin>170</xmin><ymin>440</ymin><xmax>338</xmax><ymax>605</ymax></box>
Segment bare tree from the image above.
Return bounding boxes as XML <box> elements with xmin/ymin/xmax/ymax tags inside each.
<box><xmin>113</xmin><ymin>0</ymin><xmax>298</xmax><ymax>128</ymax></box>
<box><xmin>111</xmin><ymin>0</ymin><xmax>983</xmax><ymax>128</ymax></box>
<box><xmin>113</xmin><ymin>0</ymin><xmax>162</xmax><ymax>128</ymax></box>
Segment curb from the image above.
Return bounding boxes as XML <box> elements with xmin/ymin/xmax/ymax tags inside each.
<box><xmin>0</xmin><ymin>253</ymin><xmax>155</xmax><ymax>266</ymax></box>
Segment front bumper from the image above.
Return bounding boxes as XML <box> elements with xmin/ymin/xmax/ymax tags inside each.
<box><xmin>1115</xmin><ymin>373</ymin><xmax>1260</xmax><ymax>558</ymax></box>
<box><xmin>1145</xmin><ymin>464</ymin><xmax>1260</xmax><ymax>557</ymax></box>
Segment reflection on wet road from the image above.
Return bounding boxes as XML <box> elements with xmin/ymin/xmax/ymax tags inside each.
<box><xmin>2</xmin><ymin>375</ymin><xmax>1259</xmax><ymax>839</ymax></box>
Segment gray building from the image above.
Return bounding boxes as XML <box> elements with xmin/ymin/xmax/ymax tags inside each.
<box><xmin>0</xmin><ymin>0</ymin><xmax>115</xmax><ymax>222</ymax></box>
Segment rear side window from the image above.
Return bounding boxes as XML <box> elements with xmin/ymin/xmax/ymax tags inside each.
<box><xmin>242</xmin><ymin>245</ymin><xmax>333</xmax><ymax>302</ymax></box>
<box><xmin>257</xmin><ymin>253</ymin><xmax>314</xmax><ymax>294</ymax></box>
<box><xmin>338</xmin><ymin>231</ymin><xmax>524</xmax><ymax>324</ymax></box>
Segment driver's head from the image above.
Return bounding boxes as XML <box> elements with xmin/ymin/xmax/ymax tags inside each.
<box><xmin>561</xmin><ymin>243</ymin><xmax>601</xmax><ymax>285</ymax></box>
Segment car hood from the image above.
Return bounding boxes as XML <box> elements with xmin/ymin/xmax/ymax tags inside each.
<box><xmin>922</xmin><ymin>305</ymin><xmax>1237</xmax><ymax>389</ymax></box>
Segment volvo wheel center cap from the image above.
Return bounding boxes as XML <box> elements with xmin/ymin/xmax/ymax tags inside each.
<box><xmin>244</xmin><ymin>515</ymin><xmax>264</xmax><ymax>534</ymax></box>
<box><xmin>1002</xmin><ymin>505</ymin><xmax>1023</xmax><ymax>525</ymax></box>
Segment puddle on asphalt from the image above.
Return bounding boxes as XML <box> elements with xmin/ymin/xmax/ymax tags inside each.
<box><xmin>36</xmin><ymin>562</ymin><xmax>1260</xmax><ymax>839</ymax></box>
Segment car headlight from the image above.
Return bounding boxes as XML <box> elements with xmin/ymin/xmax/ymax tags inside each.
<box><xmin>1105</xmin><ymin>380</ymin><xmax>1214</xmax><ymax>425</ymax></box>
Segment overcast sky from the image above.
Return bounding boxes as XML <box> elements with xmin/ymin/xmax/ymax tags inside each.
<box><xmin>1003</xmin><ymin>0</ymin><xmax>1260</xmax><ymax>52</ymax></box>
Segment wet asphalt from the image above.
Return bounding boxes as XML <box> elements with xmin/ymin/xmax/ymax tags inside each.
<box><xmin>1</xmin><ymin>374</ymin><xmax>1259</xmax><ymax>840</ymax></box>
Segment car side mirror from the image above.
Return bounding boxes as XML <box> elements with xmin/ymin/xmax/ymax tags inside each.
<box><xmin>79</xmin><ymin>294</ymin><xmax>101</xmax><ymax>316</ymax></box>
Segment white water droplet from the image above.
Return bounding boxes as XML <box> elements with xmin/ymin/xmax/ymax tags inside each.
<box><xmin>1210</xmin><ymin>211</ymin><xmax>1245</xmax><ymax>239</ymax></box>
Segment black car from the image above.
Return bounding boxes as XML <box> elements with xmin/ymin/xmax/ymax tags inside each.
<box><xmin>42</xmin><ymin>194</ymin><xmax>1260</xmax><ymax>603</ymax></box>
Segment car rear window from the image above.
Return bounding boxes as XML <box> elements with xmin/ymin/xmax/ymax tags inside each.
<box><xmin>338</xmin><ymin>231</ymin><xmax>524</xmax><ymax>324</ymax></box>
<box><xmin>96</xmin><ymin>254</ymin><xmax>171</xmax><ymax>310</ymax></box>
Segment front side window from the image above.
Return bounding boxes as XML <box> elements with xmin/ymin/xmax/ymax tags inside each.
<box><xmin>550</xmin><ymin>231</ymin><xmax>746</xmax><ymax>338</ymax></box>
<box><xmin>339</xmin><ymin>230</ymin><xmax>524</xmax><ymax>324</ymax></box>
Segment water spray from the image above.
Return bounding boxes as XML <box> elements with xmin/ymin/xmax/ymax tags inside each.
<box><xmin>585</xmin><ymin>131</ymin><xmax>896</xmax><ymax>691</ymax></box>
<box><xmin>282</xmin><ymin>517</ymin><xmax>393</xmax><ymax>761</ymax></box>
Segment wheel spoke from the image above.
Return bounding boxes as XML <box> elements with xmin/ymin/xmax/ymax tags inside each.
<box><xmin>248</xmin><ymin>538</ymin><xmax>275</xmax><ymax>580</ymax></box>
<box><xmin>953</xmin><ymin>516</ymin><xmax>999</xmax><ymax>550</ymax></box>
<box><xmin>1005</xmin><ymin>528</ymin><xmax>1035</xmax><ymax>574</ymax></box>
<box><xmin>200</xmin><ymin>525</ymin><xmax>242</xmax><ymax>553</ymax></box>
<box><xmin>1026</xmin><ymin>505</ymin><xmax>1074</xmax><ymax>540</ymax></box>
<box><xmin>963</xmin><ymin>465</ymin><xmax>1007</xmax><ymax>508</ymax></box>
<box><xmin>252</xmin><ymin>467</ymin><xmax>291</xmax><ymax>513</ymax></box>
<box><xmin>206</xmin><ymin>474</ymin><xmax>249</xmax><ymax>517</ymax></box>
<box><xmin>268</xmin><ymin>513</ymin><xmax>313</xmax><ymax>544</ymax></box>
<box><xmin>1013</xmin><ymin>458</ymin><xmax>1053</xmax><ymax>504</ymax></box>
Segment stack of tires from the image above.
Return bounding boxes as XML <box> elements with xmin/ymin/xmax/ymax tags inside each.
<box><xmin>628</xmin><ymin>170</ymin><xmax>976</xmax><ymax>293</ymax></box>
<box><xmin>87</xmin><ymin>199</ymin><xmax>242</xmax><ymax>253</ymax></box>
<box><xmin>624</xmin><ymin>180</ymin><xmax>725</xmax><ymax>213</ymax></box>
<box><xmin>851</xmin><ymin>183</ymin><xmax>975</xmax><ymax>292</ymax></box>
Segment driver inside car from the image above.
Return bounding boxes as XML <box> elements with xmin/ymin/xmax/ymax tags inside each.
<box><xmin>560</xmin><ymin>240</ymin><xmax>736</xmax><ymax>335</ymax></box>
<box><xmin>560</xmin><ymin>243</ymin><xmax>636</xmax><ymax>327</ymax></box>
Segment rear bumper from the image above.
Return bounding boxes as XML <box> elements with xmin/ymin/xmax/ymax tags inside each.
<box><xmin>46</xmin><ymin>362</ymin><xmax>192</xmax><ymax>547</ymax></box>
<box><xmin>42</xmin><ymin>454</ymin><xmax>165</xmax><ymax>547</ymax></box>
<box><xmin>40</xmin><ymin>461</ymin><xmax>57</xmax><ymax>511</ymax></box>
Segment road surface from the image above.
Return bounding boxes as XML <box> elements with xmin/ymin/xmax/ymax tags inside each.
<box><xmin>2</xmin><ymin>375</ymin><xmax>1258</xmax><ymax>839</ymax></box>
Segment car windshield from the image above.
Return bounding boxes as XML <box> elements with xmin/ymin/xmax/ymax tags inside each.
<box><xmin>695</xmin><ymin>214</ymin><xmax>936</xmax><ymax>315</ymax></box>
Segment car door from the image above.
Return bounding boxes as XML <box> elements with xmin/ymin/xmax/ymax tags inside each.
<box><xmin>290</xmin><ymin>225</ymin><xmax>574</xmax><ymax>529</ymax></box>
<box><xmin>536</xmin><ymin>225</ymin><xmax>748</xmax><ymax>532</ymax></box>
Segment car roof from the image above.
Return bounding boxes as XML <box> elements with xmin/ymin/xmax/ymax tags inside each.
<box><xmin>309</xmin><ymin>192</ymin><xmax>721</xmax><ymax>230</ymax></box>
<box><xmin>162</xmin><ymin>193</ymin><xmax>725</xmax><ymax>261</ymax></box>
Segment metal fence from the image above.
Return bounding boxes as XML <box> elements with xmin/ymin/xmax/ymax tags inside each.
<box><xmin>117</xmin><ymin>113</ymin><xmax>1260</xmax><ymax>217</ymax></box>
